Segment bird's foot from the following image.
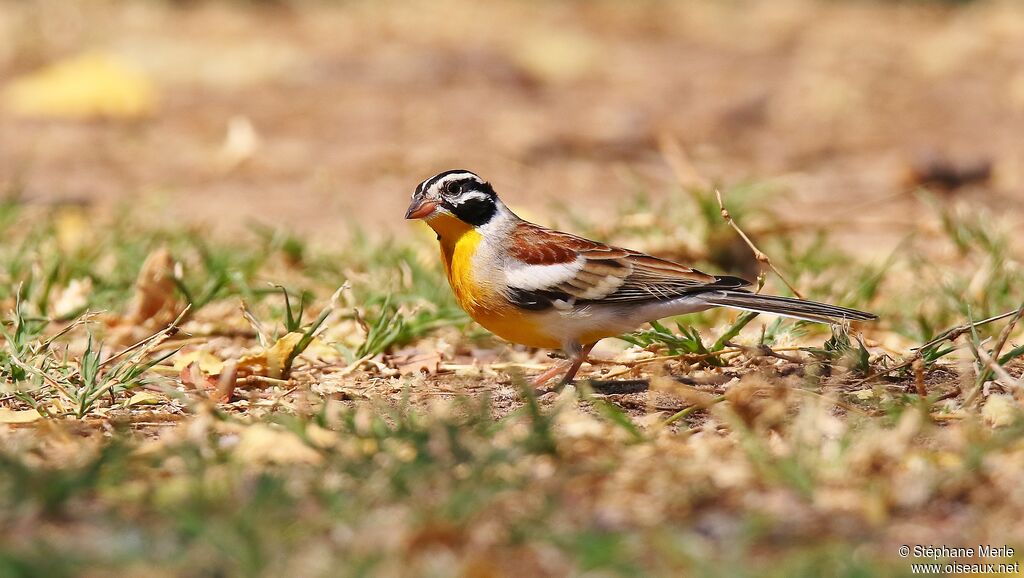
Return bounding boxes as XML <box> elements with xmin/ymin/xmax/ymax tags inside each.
<box><xmin>530</xmin><ymin>361</ymin><xmax>571</xmax><ymax>388</ymax></box>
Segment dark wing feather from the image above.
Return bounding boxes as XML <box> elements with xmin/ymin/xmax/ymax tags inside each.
<box><xmin>506</xmin><ymin>222</ymin><xmax>750</xmax><ymax>309</ymax></box>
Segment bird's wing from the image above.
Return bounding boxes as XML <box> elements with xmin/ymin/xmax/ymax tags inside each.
<box><xmin>504</xmin><ymin>222</ymin><xmax>750</xmax><ymax>310</ymax></box>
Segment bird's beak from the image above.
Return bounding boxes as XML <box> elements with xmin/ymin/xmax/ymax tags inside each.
<box><xmin>405</xmin><ymin>198</ymin><xmax>438</xmax><ymax>220</ymax></box>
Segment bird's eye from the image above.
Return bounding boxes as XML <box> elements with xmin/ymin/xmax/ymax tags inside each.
<box><xmin>443</xmin><ymin>181</ymin><xmax>461</xmax><ymax>196</ymax></box>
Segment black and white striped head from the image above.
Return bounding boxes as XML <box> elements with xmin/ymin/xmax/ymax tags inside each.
<box><xmin>405</xmin><ymin>169</ymin><xmax>500</xmax><ymax>227</ymax></box>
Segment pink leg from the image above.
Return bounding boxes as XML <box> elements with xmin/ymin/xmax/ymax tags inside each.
<box><xmin>560</xmin><ymin>343</ymin><xmax>596</xmax><ymax>385</ymax></box>
<box><xmin>531</xmin><ymin>343</ymin><xmax>596</xmax><ymax>388</ymax></box>
<box><xmin>530</xmin><ymin>360</ymin><xmax>570</xmax><ymax>388</ymax></box>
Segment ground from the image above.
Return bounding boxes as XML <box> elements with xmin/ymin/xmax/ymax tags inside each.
<box><xmin>1</xmin><ymin>0</ymin><xmax>1024</xmax><ymax>576</ymax></box>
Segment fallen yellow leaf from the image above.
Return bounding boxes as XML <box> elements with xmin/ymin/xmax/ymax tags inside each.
<box><xmin>265</xmin><ymin>332</ymin><xmax>304</xmax><ymax>379</ymax></box>
<box><xmin>0</xmin><ymin>408</ymin><xmax>43</xmax><ymax>424</ymax></box>
<box><xmin>173</xmin><ymin>350</ymin><xmax>226</xmax><ymax>374</ymax></box>
<box><xmin>4</xmin><ymin>51</ymin><xmax>157</xmax><ymax>119</ymax></box>
<box><xmin>300</xmin><ymin>338</ymin><xmax>342</xmax><ymax>363</ymax></box>
<box><xmin>236</xmin><ymin>331</ymin><xmax>305</xmax><ymax>379</ymax></box>
<box><xmin>125</xmin><ymin>392</ymin><xmax>161</xmax><ymax>407</ymax></box>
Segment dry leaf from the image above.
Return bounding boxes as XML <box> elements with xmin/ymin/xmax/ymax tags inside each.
<box><xmin>213</xmin><ymin>361</ymin><xmax>239</xmax><ymax>403</ymax></box>
<box><xmin>266</xmin><ymin>332</ymin><xmax>304</xmax><ymax>378</ymax></box>
<box><xmin>126</xmin><ymin>247</ymin><xmax>180</xmax><ymax>326</ymax></box>
<box><xmin>180</xmin><ymin>362</ymin><xmax>218</xmax><ymax>393</ymax></box>
<box><xmin>173</xmin><ymin>350</ymin><xmax>226</xmax><ymax>374</ymax></box>
<box><xmin>51</xmin><ymin>278</ymin><xmax>93</xmax><ymax>319</ymax></box>
<box><xmin>0</xmin><ymin>408</ymin><xmax>43</xmax><ymax>424</ymax></box>
<box><xmin>300</xmin><ymin>338</ymin><xmax>342</xmax><ymax>363</ymax></box>
<box><xmin>3</xmin><ymin>51</ymin><xmax>157</xmax><ymax>119</ymax></box>
<box><xmin>125</xmin><ymin>392</ymin><xmax>161</xmax><ymax>407</ymax></box>
<box><xmin>238</xmin><ymin>332</ymin><xmax>304</xmax><ymax>379</ymax></box>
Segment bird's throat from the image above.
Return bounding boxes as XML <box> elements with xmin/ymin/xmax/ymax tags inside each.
<box><xmin>426</xmin><ymin>213</ymin><xmax>484</xmax><ymax>307</ymax></box>
<box><xmin>426</xmin><ymin>213</ymin><xmax>475</xmax><ymax>252</ymax></box>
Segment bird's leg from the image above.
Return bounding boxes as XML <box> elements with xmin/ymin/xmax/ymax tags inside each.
<box><xmin>559</xmin><ymin>342</ymin><xmax>596</xmax><ymax>385</ymax></box>
<box><xmin>531</xmin><ymin>343</ymin><xmax>596</xmax><ymax>388</ymax></box>
<box><xmin>530</xmin><ymin>361</ymin><xmax>570</xmax><ymax>388</ymax></box>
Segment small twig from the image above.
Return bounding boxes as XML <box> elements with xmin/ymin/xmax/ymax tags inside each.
<box><xmin>913</xmin><ymin>308</ymin><xmax>1021</xmax><ymax>352</ymax></box>
<box><xmin>37</xmin><ymin>311</ymin><xmax>102</xmax><ymax>351</ymax></box>
<box><xmin>440</xmin><ymin>362</ymin><xmax>549</xmax><ymax>372</ymax></box>
<box><xmin>852</xmin><ymin>307</ymin><xmax>1024</xmax><ymax>387</ymax></box>
<box><xmin>715</xmin><ymin>189</ymin><xmax>804</xmax><ymax>299</ymax></box>
<box><xmin>963</xmin><ymin>331</ymin><xmax>994</xmax><ymax>408</ymax></box>
<box><xmin>913</xmin><ymin>358</ymin><xmax>926</xmax><ymax>397</ymax></box>
<box><xmin>980</xmin><ymin>302</ymin><xmax>1024</xmax><ymax>383</ymax></box>
<box><xmin>238</xmin><ymin>375</ymin><xmax>292</xmax><ymax>388</ymax></box>
<box><xmin>976</xmin><ymin>348</ymin><xmax>1023</xmax><ymax>392</ymax></box>
<box><xmin>240</xmin><ymin>301</ymin><xmax>270</xmax><ymax>348</ymax></box>
<box><xmin>100</xmin><ymin>305</ymin><xmax>191</xmax><ymax>371</ymax></box>
<box><xmin>335</xmin><ymin>353</ymin><xmax>376</xmax><ymax>377</ymax></box>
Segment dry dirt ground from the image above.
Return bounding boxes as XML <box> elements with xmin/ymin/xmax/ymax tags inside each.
<box><xmin>2</xmin><ymin>0</ymin><xmax>1024</xmax><ymax>248</ymax></box>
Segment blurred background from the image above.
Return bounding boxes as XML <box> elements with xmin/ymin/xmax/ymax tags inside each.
<box><xmin>1</xmin><ymin>0</ymin><xmax>1023</xmax><ymax>253</ymax></box>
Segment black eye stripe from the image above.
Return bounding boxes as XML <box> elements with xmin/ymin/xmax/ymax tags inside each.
<box><xmin>444</xmin><ymin>192</ymin><xmax>496</xmax><ymax>226</ymax></box>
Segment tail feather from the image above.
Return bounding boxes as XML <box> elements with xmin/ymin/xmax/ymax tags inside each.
<box><xmin>701</xmin><ymin>291</ymin><xmax>877</xmax><ymax>324</ymax></box>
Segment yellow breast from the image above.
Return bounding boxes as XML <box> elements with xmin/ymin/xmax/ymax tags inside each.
<box><xmin>427</xmin><ymin>214</ymin><xmax>560</xmax><ymax>349</ymax></box>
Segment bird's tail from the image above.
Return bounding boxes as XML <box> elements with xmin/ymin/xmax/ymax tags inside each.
<box><xmin>701</xmin><ymin>290</ymin><xmax>877</xmax><ymax>324</ymax></box>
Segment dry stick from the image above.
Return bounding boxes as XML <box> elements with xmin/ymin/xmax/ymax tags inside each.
<box><xmin>853</xmin><ymin>308</ymin><xmax>1023</xmax><ymax>387</ymax></box>
<box><xmin>913</xmin><ymin>309</ymin><xmax>1021</xmax><ymax>352</ymax></box>
<box><xmin>240</xmin><ymin>301</ymin><xmax>271</xmax><ymax>348</ymax></box>
<box><xmin>982</xmin><ymin>303</ymin><xmax>1024</xmax><ymax>380</ymax></box>
<box><xmin>715</xmin><ymin>189</ymin><xmax>805</xmax><ymax>299</ymax></box>
<box><xmin>963</xmin><ymin>334</ymin><xmax>997</xmax><ymax>407</ymax></box>
<box><xmin>976</xmin><ymin>348</ymin><xmax>1023</xmax><ymax>392</ymax></box>
<box><xmin>38</xmin><ymin>311</ymin><xmax>102</xmax><ymax>351</ymax></box>
<box><xmin>913</xmin><ymin>358</ymin><xmax>927</xmax><ymax>397</ymax></box>
<box><xmin>440</xmin><ymin>362</ymin><xmax>550</xmax><ymax>372</ymax></box>
<box><xmin>99</xmin><ymin>305</ymin><xmax>192</xmax><ymax>371</ymax></box>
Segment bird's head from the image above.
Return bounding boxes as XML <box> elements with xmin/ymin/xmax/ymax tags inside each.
<box><xmin>405</xmin><ymin>170</ymin><xmax>500</xmax><ymax>228</ymax></box>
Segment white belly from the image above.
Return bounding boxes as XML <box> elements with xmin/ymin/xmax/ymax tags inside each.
<box><xmin>533</xmin><ymin>296</ymin><xmax>714</xmax><ymax>347</ymax></box>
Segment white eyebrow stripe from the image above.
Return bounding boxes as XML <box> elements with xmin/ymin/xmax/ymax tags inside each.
<box><xmin>450</xmin><ymin>191</ymin><xmax>490</xmax><ymax>205</ymax></box>
<box><xmin>425</xmin><ymin>172</ymin><xmax>477</xmax><ymax>193</ymax></box>
<box><xmin>505</xmin><ymin>257</ymin><xmax>584</xmax><ymax>291</ymax></box>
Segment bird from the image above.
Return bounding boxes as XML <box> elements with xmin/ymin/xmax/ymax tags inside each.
<box><xmin>405</xmin><ymin>169</ymin><xmax>877</xmax><ymax>386</ymax></box>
